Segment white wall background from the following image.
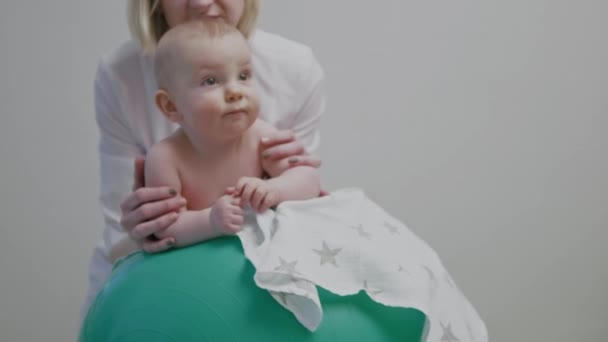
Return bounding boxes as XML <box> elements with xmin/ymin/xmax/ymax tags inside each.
<box><xmin>1</xmin><ymin>1</ymin><xmax>606</xmax><ymax>341</ymax></box>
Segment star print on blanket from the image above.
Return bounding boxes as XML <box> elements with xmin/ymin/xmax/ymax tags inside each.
<box><xmin>237</xmin><ymin>188</ymin><xmax>488</xmax><ymax>342</ymax></box>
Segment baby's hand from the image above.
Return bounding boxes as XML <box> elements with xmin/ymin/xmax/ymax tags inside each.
<box><xmin>236</xmin><ymin>177</ymin><xmax>280</xmax><ymax>212</ymax></box>
<box><xmin>210</xmin><ymin>193</ymin><xmax>245</xmax><ymax>235</ymax></box>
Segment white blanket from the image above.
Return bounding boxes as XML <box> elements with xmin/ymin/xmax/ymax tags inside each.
<box><xmin>237</xmin><ymin>188</ymin><xmax>488</xmax><ymax>342</ymax></box>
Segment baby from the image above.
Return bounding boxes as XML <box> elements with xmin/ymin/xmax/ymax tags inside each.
<box><xmin>110</xmin><ymin>19</ymin><xmax>320</xmax><ymax>261</ymax></box>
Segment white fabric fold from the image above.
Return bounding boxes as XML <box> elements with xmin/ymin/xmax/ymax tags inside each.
<box><xmin>237</xmin><ymin>188</ymin><xmax>488</xmax><ymax>342</ymax></box>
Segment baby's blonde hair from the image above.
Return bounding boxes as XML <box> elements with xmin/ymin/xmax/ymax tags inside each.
<box><xmin>128</xmin><ymin>0</ymin><xmax>259</xmax><ymax>53</ymax></box>
<box><xmin>154</xmin><ymin>20</ymin><xmax>243</xmax><ymax>90</ymax></box>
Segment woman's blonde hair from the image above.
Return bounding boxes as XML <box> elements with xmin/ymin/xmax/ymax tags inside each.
<box><xmin>128</xmin><ymin>0</ymin><xmax>259</xmax><ymax>53</ymax></box>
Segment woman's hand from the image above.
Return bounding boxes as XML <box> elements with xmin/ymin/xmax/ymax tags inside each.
<box><xmin>119</xmin><ymin>157</ymin><xmax>188</xmax><ymax>253</ymax></box>
<box><xmin>260</xmin><ymin>130</ymin><xmax>328</xmax><ymax>196</ymax></box>
<box><xmin>260</xmin><ymin>130</ymin><xmax>321</xmax><ymax>169</ymax></box>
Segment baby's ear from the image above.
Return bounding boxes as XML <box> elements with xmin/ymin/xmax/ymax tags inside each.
<box><xmin>155</xmin><ymin>89</ymin><xmax>182</xmax><ymax>123</ymax></box>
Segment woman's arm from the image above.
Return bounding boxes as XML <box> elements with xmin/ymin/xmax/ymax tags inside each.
<box><xmin>289</xmin><ymin>48</ymin><xmax>325</xmax><ymax>157</ymax></box>
<box><xmin>95</xmin><ymin>61</ymin><xmax>186</xmax><ymax>255</ymax></box>
<box><xmin>258</xmin><ymin>48</ymin><xmax>325</xmax><ymax>172</ymax></box>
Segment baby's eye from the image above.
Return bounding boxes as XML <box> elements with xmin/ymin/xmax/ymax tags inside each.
<box><xmin>239</xmin><ymin>71</ymin><xmax>251</xmax><ymax>81</ymax></box>
<box><xmin>202</xmin><ymin>77</ymin><xmax>217</xmax><ymax>86</ymax></box>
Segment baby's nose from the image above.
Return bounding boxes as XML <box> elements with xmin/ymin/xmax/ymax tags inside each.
<box><xmin>225</xmin><ymin>88</ymin><xmax>243</xmax><ymax>102</ymax></box>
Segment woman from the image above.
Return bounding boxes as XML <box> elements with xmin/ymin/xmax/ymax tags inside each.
<box><xmin>83</xmin><ymin>0</ymin><xmax>324</xmax><ymax>316</ymax></box>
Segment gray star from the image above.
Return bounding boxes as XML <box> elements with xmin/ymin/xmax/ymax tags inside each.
<box><xmin>313</xmin><ymin>241</ymin><xmax>342</xmax><ymax>267</ymax></box>
<box><xmin>363</xmin><ymin>280</ymin><xmax>383</xmax><ymax>295</ymax></box>
<box><xmin>384</xmin><ymin>221</ymin><xmax>400</xmax><ymax>235</ymax></box>
<box><xmin>349</xmin><ymin>224</ymin><xmax>371</xmax><ymax>239</ymax></box>
<box><xmin>274</xmin><ymin>257</ymin><xmax>299</xmax><ymax>276</ymax></box>
<box><xmin>440</xmin><ymin>322</ymin><xmax>460</xmax><ymax>342</ymax></box>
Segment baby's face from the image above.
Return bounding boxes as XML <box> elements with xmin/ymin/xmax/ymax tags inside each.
<box><xmin>172</xmin><ymin>32</ymin><xmax>259</xmax><ymax>142</ymax></box>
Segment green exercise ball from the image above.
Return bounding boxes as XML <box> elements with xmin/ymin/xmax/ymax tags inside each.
<box><xmin>80</xmin><ymin>236</ymin><xmax>425</xmax><ymax>341</ymax></box>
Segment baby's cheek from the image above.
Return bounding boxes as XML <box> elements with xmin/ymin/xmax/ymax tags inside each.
<box><xmin>248</xmin><ymin>92</ymin><xmax>260</xmax><ymax>111</ymax></box>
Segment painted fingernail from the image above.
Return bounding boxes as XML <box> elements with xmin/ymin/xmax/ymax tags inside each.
<box><xmin>288</xmin><ymin>157</ymin><xmax>298</xmax><ymax>164</ymax></box>
<box><xmin>262</xmin><ymin>152</ymin><xmax>271</xmax><ymax>159</ymax></box>
<box><xmin>169</xmin><ymin>189</ymin><xmax>177</xmax><ymax>196</ymax></box>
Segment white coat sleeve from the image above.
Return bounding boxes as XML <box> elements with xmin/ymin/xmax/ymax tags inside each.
<box><xmin>291</xmin><ymin>48</ymin><xmax>326</xmax><ymax>157</ymax></box>
<box><xmin>94</xmin><ymin>60</ymin><xmax>144</xmax><ymax>254</ymax></box>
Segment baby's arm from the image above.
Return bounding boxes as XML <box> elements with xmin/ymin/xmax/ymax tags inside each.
<box><xmin>145</xmin><ymin>143</ymin><xmax>242</xmax><ymax>247</ymax></box>
<box><xmin>266</xmin><ymin>167</ymin><xmax>321</xmax><ymax>201</ymax></box>
<box><xmin>236</xmin><ymin>167</ymin><xmax>321</xmax><ymax>213</ymax></box>
<box><xmin>242</xmin><ymin>122</ymin><xmax>321</xmax><ymax>210</ymax></box>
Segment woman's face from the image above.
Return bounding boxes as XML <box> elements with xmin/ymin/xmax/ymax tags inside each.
<box><xmin>160</xmin><ymin>0</ymin><xmax>245</xmax><ymax>28</ymax></box>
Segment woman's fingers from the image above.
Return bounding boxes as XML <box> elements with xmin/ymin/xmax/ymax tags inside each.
<box><xmin>260</xmin><ymin>130</ymin><xmax>306</xmax><ymax>161</ymax></box>
<box><xmin>121</xmin><ymin>194</ymin><xmax>186</xmax><ymax>232</ymax></box>
<box><xmin>286</xmin><ymin>154</ymin><xmax>322</xmax><ymax>168</ymax></box>
<box><xmin>120</xmin><ymin>187</ymin><xmax>180</xmax><ymax>215</ymax></box>
<box><xmin>130</xmin><ymin>212</ymin><xmax>179</xmax><ymax>240</ymax></box>
<box><xmin>261</xmin><ymin>140</ymin><xmax>305</xmax><ymax>161</ymax></box>
<box><xmin>142</xmin><ymin>237</ymin><xmax>175</xmax><ymax>254</ymax></box>
<box><xmin>260</xmin><ymin>130</ymin><xmax>295</xmax><ymax>148</ymax></box>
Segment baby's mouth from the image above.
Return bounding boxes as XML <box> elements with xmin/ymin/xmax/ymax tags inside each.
<box><xmin>225</xmin><ymin>104</ymin><xmax>248</xmax><ymax>116</ymax></box>
<box><xmin>224</xmin><ymin>109</ymin><xmax>247</xmax><ymax>116</ymax></box>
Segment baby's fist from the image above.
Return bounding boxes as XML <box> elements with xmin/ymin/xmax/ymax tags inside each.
<box><xmin>210</xmin><ymin>194</ymin><xmax>244</xmax><ymax>235</ymax></box>
<box><xmin>236</xmin><ymin>177</ymin><xmax>280</xmax><ymax>212</ymax></box>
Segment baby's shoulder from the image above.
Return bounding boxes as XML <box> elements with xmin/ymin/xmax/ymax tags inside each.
<box><xmin>146</xmin><ymin>137</ymin><xmax>181</xmax><ymax>166</ymax></box>
<box><xmin>142</xmin><ymin>138</ymin><xmax>184</xmax><ymax>188</ymax></box>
